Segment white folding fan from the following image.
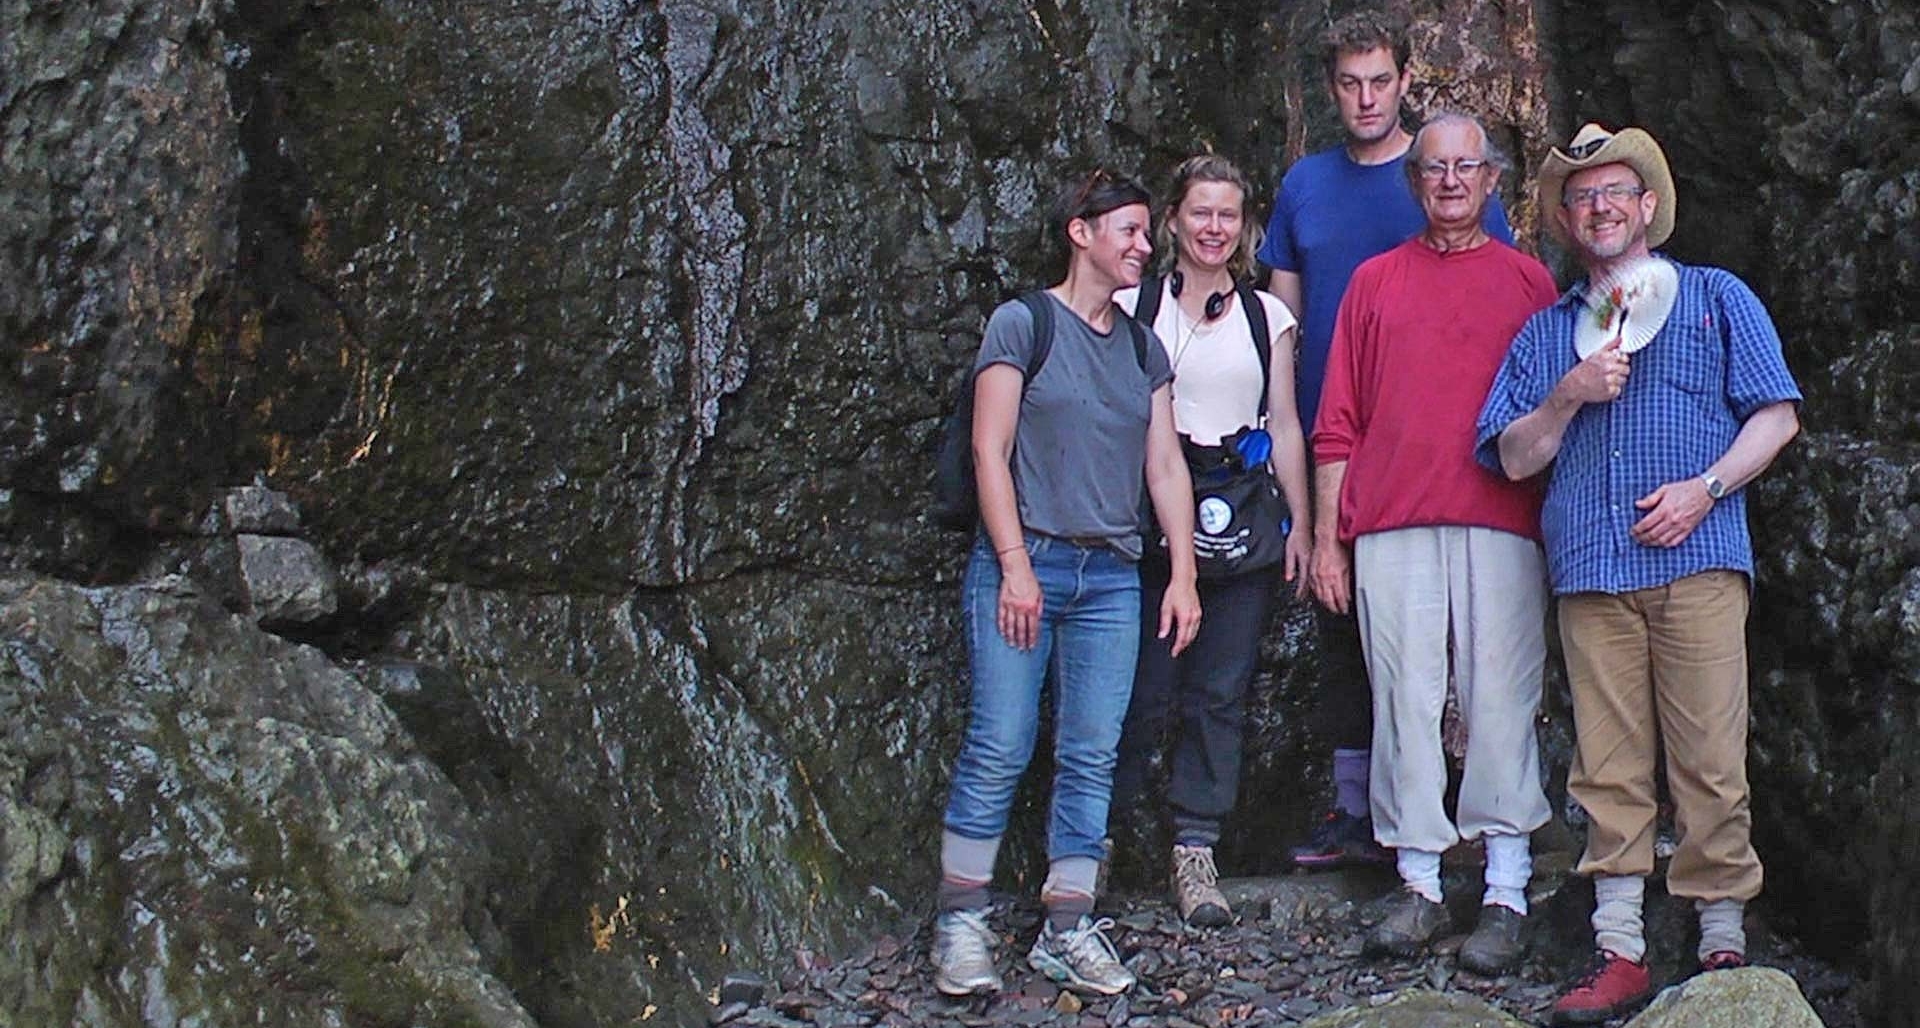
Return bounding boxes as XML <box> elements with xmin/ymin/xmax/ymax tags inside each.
<box><xmin>1575</xmin><ymin>258</ymin><xmax>1679</xmax><ymax>359</ymax></box>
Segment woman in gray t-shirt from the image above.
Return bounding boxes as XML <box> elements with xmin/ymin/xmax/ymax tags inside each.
<box><xmin>930</xmin><ymin>170</ymin><xmax>1201</xmax><ymax>999</ymax></box>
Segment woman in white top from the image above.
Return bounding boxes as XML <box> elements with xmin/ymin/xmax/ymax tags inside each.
<box><xmin>1111</xmin><ymin>154</ymin><xmax>1313</xmax><ymax>926</ymax></box>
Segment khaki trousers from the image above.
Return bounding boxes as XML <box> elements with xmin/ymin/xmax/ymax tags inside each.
<box><xmin>1560</xmin><ymin>570</ymin><xmax>1763</xmax><ymax>901</ymax></box>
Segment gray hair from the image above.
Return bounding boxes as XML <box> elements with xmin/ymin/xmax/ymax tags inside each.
<box><xmin>1404</xmin><ymin>112</ymin><xmax>1511</xmax><ymax>186</ymax></box>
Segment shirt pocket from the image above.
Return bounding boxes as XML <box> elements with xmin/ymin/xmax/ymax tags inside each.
<box><xmin>1648</xmin><ymin>320</ymin><xmax>1722</xmax><ymax>396</ymax></box>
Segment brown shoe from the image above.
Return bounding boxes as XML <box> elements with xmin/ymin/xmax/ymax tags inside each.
<box><xmin>1458</xmin><ymin>904</ymin><xmax>1526</xmax><ymax>974</ymax></box>
<box><xmin>1170</xmin><ymin>845</ymin><xmax>1232</xmax><ymax>927</ymax></box>
<box><xmin>1363</xmin><ymin>889</ymin><xmax>1450</xmax><ymax>957</ymax></box>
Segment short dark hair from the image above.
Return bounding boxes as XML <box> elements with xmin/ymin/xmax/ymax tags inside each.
<box><xmin>1321</xmin><ymin>10</ymin><xmax>1410</xmax><ymax>79</ymax></box>
<box><xmin>1048</xmin><ymin>169</ymin><xmax>1152</xmax><ymax>247</ymax></box>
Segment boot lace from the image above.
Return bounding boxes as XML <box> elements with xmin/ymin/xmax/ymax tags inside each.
<box><xmin>1173</xmin><ymin>845</ymin><xmax>1220</xmax><ymax>892</ymax></box>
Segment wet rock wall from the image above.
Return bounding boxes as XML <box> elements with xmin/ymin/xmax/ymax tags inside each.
<box><xmin>3</xmin><ymin>0</ymin><xmax>1917</xmax><ymax>1024</ymax></box>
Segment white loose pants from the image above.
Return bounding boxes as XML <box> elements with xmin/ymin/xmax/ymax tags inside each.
<box><xmin>1354</xmin><ymin>525</ymin><xmax>1551</xmax><ymax>853</ymax></box>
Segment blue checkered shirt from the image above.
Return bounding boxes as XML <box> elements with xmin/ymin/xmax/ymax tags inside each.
<box><xmin>1475</xmin><ymin>258</ymin><xmax>1802</xmax><ymax>595</ymax></box>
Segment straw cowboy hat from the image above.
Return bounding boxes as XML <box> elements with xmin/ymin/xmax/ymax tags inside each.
<box><xmin>1538</xmin><ymin>123</ymin><xmax>1676</xmax><ymax>249</ymax></box>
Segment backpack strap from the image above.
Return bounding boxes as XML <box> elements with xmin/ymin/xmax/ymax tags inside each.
<box><xmin>1133</xmin><ymin>273</ymin><xmax>1165</xmax><ymax>329</ymax></box>
<box><xmin>1118</xmin><ymin>304</ymin><xmax>1150</xmax><ymax>372</ymax></box>
<box><xmin>1016</xmin><ymin>290</ymin><xmax>1055</xmax><ymax>383</ymax></box>
<box><xmin>1235</xmin><ymin>281</ymin><xmax>1270</xmax><ymax>417</ymax></box>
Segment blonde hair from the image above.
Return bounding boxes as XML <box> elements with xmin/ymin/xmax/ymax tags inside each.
<box><xmin>1155</xmin><ymin>154</ymin><xmax>1264</xmax><ymax>280</ymax></box>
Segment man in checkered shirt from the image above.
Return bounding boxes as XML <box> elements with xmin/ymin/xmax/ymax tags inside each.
<box><xmin>1476</xmin><ymin>124</ymin><xmax>1801</xmax><ymax>1025</ymax></box>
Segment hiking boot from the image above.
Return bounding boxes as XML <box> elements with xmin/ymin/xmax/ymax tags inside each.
<box><xmin>1551</xmin><ymin>950</ymin><xmax>1652</xmax><ymax>1024</ymax></box>
<box><xmin>1289</xmin><ymin>810</ymin><xmax>1390</xmax><ymax>870</ymax></box>
<box><xmin>1170</xmin><ymin>844</ymin><xmax>1232</xmax><ymax>927</ymax></box>
<box><xmin>1699</xmin><ymin>950</ymin><xmax>1747</xmax><ymax>973</ymax></box>
<box><xmin>1457</xmin><ymin>904</ymin><xmax>1526</xmax><ymax>975</ymax></box>
<box><xmin>932</xmin><ymin>909</ymin><xmax>1002</xmax><ymax>996</ymax></box>
<box><xmin>1027</xmin><ymin>916</ymin><xmax>1135</xmax><ymax>996</ymax></box>
<box><xmin>1363</xmin><ymin>889</ymin><xmax>1451</xmax><ymax>957</ymax></box>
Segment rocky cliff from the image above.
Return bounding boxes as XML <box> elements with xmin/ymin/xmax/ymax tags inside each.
<box><xmin>2</xmin><ymin>0</ymin><xmax>1915</xmax><ymax>1024</ymax></box>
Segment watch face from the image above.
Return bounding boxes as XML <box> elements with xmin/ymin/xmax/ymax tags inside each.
<box><xmin>1706</xmin><ymin>475</ymin><xmax>1727</xmax><ymax>498</ymax></box>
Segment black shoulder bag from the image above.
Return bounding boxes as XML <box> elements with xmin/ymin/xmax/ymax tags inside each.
<box><xmin>1136</xmin><ymin>277</ymin><xmax>1291</xmax><ymax>578</ymax></box>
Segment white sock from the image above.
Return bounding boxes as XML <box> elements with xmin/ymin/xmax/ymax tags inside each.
<box><xmin>1396</xmin><ymin>847</ymin><xmax>1443</xmax><ymax>904</ymax></box>
<box><xmin>1482</xmin><ymin>833</ymin><xmax>1532</xmax><ymax>915</ymax></box>
<box><xmin>1592</xmin><ymin>875</ymin><xmax>1647</xmax><ymax>963</ymax></box>
<box><xmin>1696</xmin><ymin>898</ymin><xmax>1746</xmax><ymax>959</ymax></box>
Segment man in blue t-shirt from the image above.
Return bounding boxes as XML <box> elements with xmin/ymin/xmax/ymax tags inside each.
<box><xmin>1259</xmin><ymin>10</ymin><xmax>1513</xmax><ymax>870</ymax></box>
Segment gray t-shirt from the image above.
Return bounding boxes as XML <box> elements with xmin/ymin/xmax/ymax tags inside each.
<box><xmin>972</xmin><ymin>293</ymin><xmax>1175</xmax><ymax>558</ymax></box>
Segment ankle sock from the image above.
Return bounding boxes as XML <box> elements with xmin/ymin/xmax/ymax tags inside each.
<box><xmin>1592</xmin><ymin>874</ymin><xmax>1647</xmax><ymax>963</ymax></box>
<box><xmin>1333</xmin><ymin>748</ymin><xmax>1371</xmax><ymax>818</ymax></box>
<box><xmin>1482</xmin><ymin>832</ymin><xmax>1532</xmax><ymax>915</ymax></box>
<box><xmin>1042</xmin><ymin>857</ymin><xmax>1098</xmax><ymax>931</ymax></box>
<box><xmin>1696</xmin><ymin>898</ymin><xmax>1746</xmax><ymax>960</ymax></box>
<box><xmin>1396</xmin><ymin>847</ymin><xmax>1443</xmax><ymax>904</ymax></box>
<box><xmin>1172</xmin><ymin>809</ymin><xmax>1222</xmax><ymax>848</ymax></box>
<box><xmin>939</xmin><ymin>830</ymin><xmax>998</xmax><ymax>911</ymax></box>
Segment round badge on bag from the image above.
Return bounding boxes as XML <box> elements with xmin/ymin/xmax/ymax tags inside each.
<box><xmin>1197</xmin><ymin>496</ymin><xmax>1234</xmax><ymax>535</ymax></box>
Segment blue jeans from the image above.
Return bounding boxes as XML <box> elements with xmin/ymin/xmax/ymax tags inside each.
<box><xmin>943</xmin><ymin>533</ymin><xmax>1142</xmax><ymax>863</ymax></box>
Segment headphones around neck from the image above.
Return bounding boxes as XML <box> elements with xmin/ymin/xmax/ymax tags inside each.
<box><xmin>1169</xmin><ymin>269</ymin><xmax>1229</xmax><ymax>321</ymax></box>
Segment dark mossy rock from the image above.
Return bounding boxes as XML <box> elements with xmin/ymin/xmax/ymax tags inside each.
<box><xmin>2</xmin><ymin>0</ymin><xmax>1916</xmax><ymax>1023</ymax></box>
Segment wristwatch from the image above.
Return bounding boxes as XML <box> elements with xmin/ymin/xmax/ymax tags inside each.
<box><xmin>1701</xmin><ymin>472</ymin><xmax>1728</xmax><ymax>500</ymax></box>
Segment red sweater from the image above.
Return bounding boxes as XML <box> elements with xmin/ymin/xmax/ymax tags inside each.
<box><xmin>1311</xmin><ymin>238</ymin><xmax>1558</xmax><ymax>543</ymax></box>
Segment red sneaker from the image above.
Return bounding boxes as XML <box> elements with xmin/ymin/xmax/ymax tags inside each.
<box><xmin>1551</xmin><ymin>950</ymin><xmax>1653</xmax><ymax>1024</ymax></box>
<box><xmin>1699</xmin><ymin>950</ymin><xmax>1747</xmax><ymax>972</ymax></box>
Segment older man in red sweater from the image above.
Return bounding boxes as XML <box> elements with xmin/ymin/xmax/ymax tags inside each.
<box><xmin>1309</xmin><ymin>112</ymin><xmax>1559</xmax><ymax>974</ymax></box>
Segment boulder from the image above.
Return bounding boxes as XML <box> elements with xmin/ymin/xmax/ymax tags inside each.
<box><xmin>1628</xmin><ymin>967</ymin><xmax>1823</xmax><ymax>1028</ymax></box>
<box><xmin>0</xmin><ymin>573</ymin><xmax>533</xmax><ymax>1027</ymax></box>
<box><xmin>237</xmin><ymin>534</ymin><xmax>339</xmax><ymax>625</ymax></box>
<box><xmin>1299</xmin><ymin>989</ymin><xmax>1529</xmax><ymax>1028</ymax></box>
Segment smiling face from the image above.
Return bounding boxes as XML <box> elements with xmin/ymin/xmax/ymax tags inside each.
<box><xmin>1555</xmin><ymin>163</ymin><xmax>1659</xmax><ymax>265</ymax></box>
<box><xmin>1411</xmin><ymin>120</ymin><xmax>1498</xmax><ymax>234</ymax></box>
<box><xmin>1329</xmin><ymin>46</ymin><xmax>1410</xmax><ymax>146</ymax></box>
<box><xmin>1071</xmin><ymin>203</ymin><xmax>1154</xmax><ymax>291</ymax></box>
<box><xmin>1171</xmin><ymin>179</ymin><xmax>1246</xmax><ymax>276</ymax></box>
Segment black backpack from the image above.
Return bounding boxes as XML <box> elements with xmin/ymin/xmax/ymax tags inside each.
<box><xmin>1131</xmin><ymin>275</ymin><xmax>1271</xmax><ymax>416</ymax></box>
<box><xmin>931</xmin><ymin>291</ymin><xmax>1151</xmax><ymax>532</ymax></box>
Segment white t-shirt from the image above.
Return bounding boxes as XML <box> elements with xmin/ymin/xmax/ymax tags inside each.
<box><xmin>1115</xmin><ymin>281</ymin><xmax>1297</xmax><ymax>445</ymax></box>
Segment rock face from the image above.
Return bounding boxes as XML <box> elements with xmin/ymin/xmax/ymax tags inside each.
<box><xmin>1</xmin><ymin>0</ymin><xmax>1915</xmax><ymax>1025</ymax></box>
<box><xmin>0</xmin><ymin>574</ymin><xmax>533</xmax><ymax>1027</ymax></box>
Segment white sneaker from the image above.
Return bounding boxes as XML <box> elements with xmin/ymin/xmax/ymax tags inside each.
<box><xmin>1026</xmin><ymin>916</ymin><xmax>1135</xmax><ymax>995</ymax></box>
<box><xmin>932</xmin><ymin>909</ymin><xmax>1002</xmax><ymax>996</ymax></box>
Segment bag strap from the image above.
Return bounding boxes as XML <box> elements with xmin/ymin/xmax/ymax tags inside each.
<box><xmin>1236</xmin><ymin>281</ymin><xmax>1270</xmax><ymax>417</ymax></box>
<box><xmin>1120</xmin><ymin>304</ymin><xmax>1149</xmax><ymax>372</ymax></box>
<box><xmin>1016</xmin><ymin>290</ymin><xmax>1055</xmax><ymax>384</ymax></box>
<box><xmin>1133</xmin><ymin>273</ymin><xmax>1165</xmax><ymax>329</ymax></box>
<box><xmin>1014</xmin><ymin>289</ymin><xmax>1148</xmax><ymax>385</ymax></box>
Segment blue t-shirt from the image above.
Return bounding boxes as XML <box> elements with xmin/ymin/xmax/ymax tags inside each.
<box><xmin>1474</xmin><ymin>259</ymin><xmax>1803</xmax><ymax>595</ymax></box>
<box><xmin>1258</xmin><ymin>147</ymin><xmax>1514</xmax><ymax>436</ymax></box>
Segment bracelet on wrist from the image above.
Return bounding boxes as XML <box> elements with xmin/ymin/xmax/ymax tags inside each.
<box><xmin>996</xmin><ymin>543</ymin><xmax>1024</xmax><ymax>556</ymax></box>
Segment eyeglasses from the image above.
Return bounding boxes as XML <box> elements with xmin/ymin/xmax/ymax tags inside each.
<box><xmin>1414</xmin><ymin>158</ymin><xmax>1488</xmax><ymax>179</ymax></box>
<box><xmin>1561</xmin><ymin>183</ymin><xmax>1647</xmax><ymax>208</ymax></box>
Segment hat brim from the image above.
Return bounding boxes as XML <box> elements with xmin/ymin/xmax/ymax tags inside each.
<box><xmin>1538</xmin><ymin>127</ymin><xmax>1676</xmax><ymax>250</ymax></box>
